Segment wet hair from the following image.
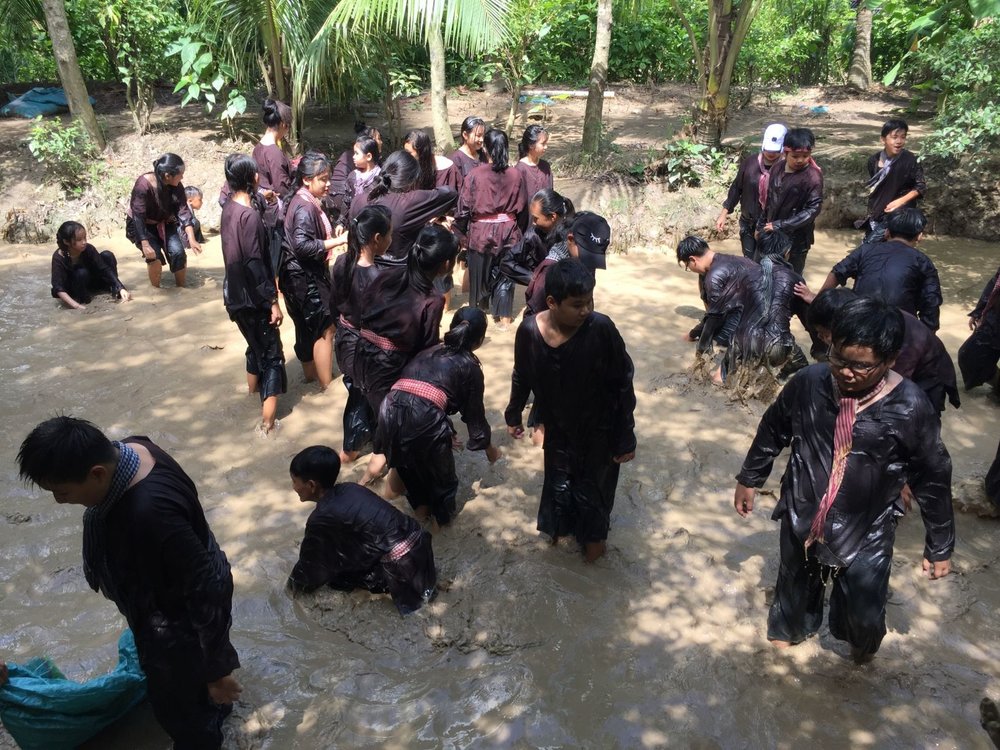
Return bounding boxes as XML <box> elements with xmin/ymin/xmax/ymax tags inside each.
<box><xmin>442</xmin><ymin>307</ymin><xmax>488</xmax><ymax>352</ymax></box>
<box><xmin>224</xmin><ymin>153</ymin><xmax>258</xmax><ymax>194</ymax></box>
<box><xmin>886</xmin><ymin>206</ymin><xmax>926</xmax><ymax>242</ymax></box>
<box><xmin>289</xmin><ymin>445</ymin><xmax>341</xmax><ymax>489</ymax></box>
<box><xmin>531</xmin><ymin>188</ymin><xmax>576</xmax><ymax>247</ymax></box>
<box><xmin>368</xmin><ymin>150</ymin><xmax>421</xmax><ymax>201</ymax></box>
<box><xmin>404</xmin><ymin>129</ymin><xmax>436</xmax><ymax>190</ymax></box>
<box><xmin>830</xmin><ymin>296</ymin><xmax>904</xmax><ymax>362</ymax></box>
<box><xmin>676</xmin><ymin>235</ymin><xmax>710</xmax><ymax>264</ymax></box>
<box><xmin>17</xmin><ymin>416</ymin><xmax>117</xmax><ymax>486</ymax></box>
<box><xmin>152</xmin><ymin>153</ymin><xmax>185</xmax><ymax>212</ymax></box>
<box><xmin>881</xmin><ymin>118</ymin><xmax>908</xmax><ymax>138</ymax></box>
<box><xmin>460</xmin><ymin>116</ymin><xmax>486</xmax><ymax>143</ymax></box>
<box><xmin>184</xmin><ymin>185</ymin><xmax>203</xmax><ymax>200</ymax></box>
<box><xmin>756</xmin><ymin>229</ymin><xmax>793</xmax><ymax>319</ymax></box>
<box><xmin>262</xmin><ymin>98</ymin><xmax>292</xmax><ymax>129</ymax></box>
<box><xmin>409</xmin><ymin>224</ymin><xmax>458</xmax><ymax>283</ymax></box>
<box><xmin>483</xmin><ymin>129</ymin><xmax>510</xmax><ymax>172</ymax></box>
<box><xmin>354</xmin><ymin>135</ymin><xmax>381</xmax><ymax>166</ymax></box>
<box><xmin>545</xmin><ymin>258</ymin><xmax>595</xmax><ymax>303</ymax></box>
<box><xmin>783</xmin><ymin>128</ymin><xmax>815</xmax><ymax>151</ymax></box>
<box><xmin>56</xmin><ymin>220</ymin><xmax>86</xmax><ymax>252</ymax></box>
<box><xmin>285</xmin><ymin>151</ymin><xmax>330</xmax><ymax>202</ymax></box>
<box><xmin>336</xmin><ymin>204</ymin><xmax>392</xmax><ymax>304</ymax></box>
<box><xmin>808</xmin><ymin>287</ymin><xmax>857</xmax><ymax>332</ymax></box>
<box><xmin>518</xmin><ymin>124</ymin><xmax>547</xmax><ymax>159</ymax></box>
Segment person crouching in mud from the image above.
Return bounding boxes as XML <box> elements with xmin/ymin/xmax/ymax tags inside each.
<box><xmin>733</xmin><ymin>297</ymin><xmax>954</xmax><ymax>663</ymax></box>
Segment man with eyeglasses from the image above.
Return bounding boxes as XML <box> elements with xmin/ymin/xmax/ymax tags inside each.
<box><xmin>733</xmin><ymin>297</ymin><xmax>954</xmax><ymax>663</ymax></box>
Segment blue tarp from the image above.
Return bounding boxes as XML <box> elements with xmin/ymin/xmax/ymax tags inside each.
<box><xmin>1</xmin><ymin>87</ymin><xmax>96</xmax><ymax>119</ymax></box>
<box><xmin>0</xmin><ymin>630</ymin><xmax>147</xmax><ymax>750</ymax></box>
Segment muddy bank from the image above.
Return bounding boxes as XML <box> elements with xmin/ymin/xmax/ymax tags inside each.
<box><xmin>0</xmin><ymin>228</ymin><xmax>998</xmax><ymax>748</ymax></box>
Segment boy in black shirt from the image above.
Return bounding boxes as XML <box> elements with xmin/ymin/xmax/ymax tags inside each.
<box><xmin>861</xmin><ymin>118</ymin><xmax>926</xmax><ymax>244</ymax></box>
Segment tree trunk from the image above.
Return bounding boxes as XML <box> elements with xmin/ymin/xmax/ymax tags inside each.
<box><xmin>260</xmin><ymin>1</ymin><xmax>289</xmax><ymax>103</ymax></box>
<box><xmin>582</xmin><ymin>0</ymin><xmax>613</xmax><ymax>156</ymax></box>
<box><xmin>848</xmin><ymin>4</ymin><xmax>873</xmax><ymax>91</ymax></box>
<box><xmin>39</xmin><ymin>0</ymin><xmax>106</xmax><ymax>150</ymax></box>
<box><xmin>506</xmin><ymin>81</ymin><xmax>522</xmax><ymax>135</ymax></box>
<box><xmin>428</xmin><ymin>23</ymin><xmax>453</xmax><ymax>153</ymax></box>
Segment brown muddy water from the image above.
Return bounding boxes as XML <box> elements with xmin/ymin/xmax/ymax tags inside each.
<box><xmin>0</xmin><ymin>229</ymin><xmax>998</xmax><ymax>749</ymax></box>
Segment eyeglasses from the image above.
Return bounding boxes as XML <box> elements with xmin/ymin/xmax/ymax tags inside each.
<box><xmin>827</xmin><ymin>347</ymin><xmax>883</xmax><ymax>375</ymax></box>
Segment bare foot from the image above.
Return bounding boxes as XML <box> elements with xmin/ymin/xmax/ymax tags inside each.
<box><xmin>584</xmin><ymin>540</ymin><xmax>607</xmax><ymax>562</ymax></box>
<box><xmin>385</xmin><ymin>469</ymin><xmax>406</xmax><ymax>498</ymax></box>
<box><xmin>339</xmin><ymin>449</ymin><xmax>361</xmax><ymax>464</ymax></box>
<box><xmin>768</xmin><ymin>639</ymin><xmax>792</xmax><ymax>649</ymax></box>
<box><xmin>711</xmin><ymin>367</ymin><xmax>725</xmax><ymax>386</ymax></box>
<box><xmin>531</xmin><ymin>425</ymin><xmax>545</xmax><ymax>448</ymax></box>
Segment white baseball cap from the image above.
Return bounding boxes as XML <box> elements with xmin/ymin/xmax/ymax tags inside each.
<box><xmin>761</xmin><ymin>124</ymin><xmax>787</xmax><ymax>152</ymax></box>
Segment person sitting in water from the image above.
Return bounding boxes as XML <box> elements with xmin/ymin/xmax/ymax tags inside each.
<box><xmin>287</xmin><ymin>445</ymin><xmax>437</xmax><ymax>615</ymax></box>
<box><xmin>51</xmin><ymin>221</ymin><xmax>131</xmax><ymax>309</ymax></box>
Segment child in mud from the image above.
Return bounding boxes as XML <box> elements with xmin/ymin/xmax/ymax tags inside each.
<box><xmin>802</xmin><ymin>207</ymin><xmax>943</xmax><ymax>331</ymax></box>
<box><xmin>716</xmin><ymin>123</ymin><xmax>786</xmax><ymax>259</ymax></box>
<box><xmin>184</xmin><ymin>186</ymin><xmax>206</xmax><ymax>246</ymax></box>
<box><xmin>17</xmin><ymin>416</ymin><xmax>242</xmax><ymax>746</ymax></box>
<box><xmin>860</xmin><ymin>118</ymin><xmax>926</xmax><ymax>244</ymax></box>
<box><xmin>676</xmin><ymin>235</ymin><xmax>756</xmax><ymax>365</ymax></box>
<box><xmin>287</xmin><ymin>445</ymin><xmax>437</xmax><ymax>615</ymax></box>
<box><xmin>525</xmin><ymin>210</ymin><xmax>610</xmax><ymax>317</ymax></box>
<box><xmin>734</xmin><ymin>297</ymin><xmax>954</xmax><ymax>663</ymax></box>
<box><xmin>505</xmin><ymin>259</ymin><xmax>636</xmax><ymax>562</ymax></box>
<box><xmin>757</xmin><ymin>127</ymin><xmax>823</xmax><ymax>273</ymax></box>
<box><xmin>51</xmin><ymin>221</ymin><xmax>131</xmax><ymax>308</ymax></box>
<box><xmin>375</xmin><ymin>307</ymin><xmax>502</xmax><ymax>528</ymax></box>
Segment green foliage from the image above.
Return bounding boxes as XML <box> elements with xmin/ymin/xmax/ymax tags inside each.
<box><xmin>166</xmin><ymin>30</ymin><xmax>247</xmax><ymax>136</ymax></box>
<box><xmin>656</xmin><ymin>139</ymin><xmax>713</xmax><ymax>189</ymax></box>
<box><xmin>27</xmin><ymin>117</ymin><xmax>98</xmax><ymax>193</ymax></box>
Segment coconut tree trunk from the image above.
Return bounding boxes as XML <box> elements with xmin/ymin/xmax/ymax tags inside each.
<box><xmin>848</xmin><ymin>3</ymin><xmax>874</xmax><ymax>90</ymax></box>
<box><xmin>429</xmin><ymin>22</ymin><xmax>454</xmax><ymax>153</ymax></box>
<box><xmin>39</xmin><ymin>0</ymin><xmax>106</xmax><ymax>150</ymax></box>
<box><xmin>582</xmin><ymin>0</ymin><xmax>612</xmax><ymax>156</ymax></box>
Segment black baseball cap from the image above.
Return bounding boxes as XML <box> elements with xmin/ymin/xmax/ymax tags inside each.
<box><xmin>570</xmin><ymin>211</ymin><xmax>611</xmax><ymax>271</ymax></box>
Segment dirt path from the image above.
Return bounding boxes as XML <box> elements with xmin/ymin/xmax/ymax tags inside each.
<box><xmin>0</xmin><ymin>226</ymin><xmax>997</xmax><ymax>748</ymax></box>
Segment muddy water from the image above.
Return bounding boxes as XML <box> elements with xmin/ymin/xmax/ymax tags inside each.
<box><xmin>1</xmin><ymin>230</ymin><xmax>998</xmax><ymax>749</ymax></box>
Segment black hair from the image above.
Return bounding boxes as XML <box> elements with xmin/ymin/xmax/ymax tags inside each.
<box><xmin>676</xmin><ymin>235</ymin><xmax>710</xmax><ymax>264</ymax></box>
<box><xmin>368</xmin><ymin>150</ymin><xmax>421</xmax><ymax>201</ymax></box>
<box><xmin>152</xmin><ymin>153</ymin><xmax>185</xmax><ymax>213</ymax></box>
<box><xmin>262</xmin><ymin>98</ymin><xmax>292</xmax><ymax>129</ymax></box>
<box><xmin>354</xmin><ymin>135</ymin><xmax>381</xmax><ymax>167</ymax></box>
<box><xmin>881</xmin><ymin>118</ymin><xmax>908</xmax><ymax>138</ymax></box>
<box><xmin>886</xmin><ymin>206</ymin><xmax>926</xmax><ymax>242</ymax></box>
<box><xmin>830</xmin><ymin>296</ymin><xmax>904</xmax><ymax>362</ymax></box>
<box><xmin>460</xmin><ymin>116</ymin><xmax>486</xmax><ymax>142</ymax></box>
<box><xmin>224</xmin><ymin>153</ymin><xmax>258</xmax><ymax>194</ymax></box>
<box><xmin>289</xmin><ymin>445</ymin><xmax>341</xmax><ymax>489</ymax></box>
<box><xmin>285</xmin><ymin>151</ymin><xmax>330</xmax><ymax>203</ymax></box>
<box><xmin>337</xmin><ymin>204</ymin><xmax>392</xmax><ymax>304</ymax></box>
<box><xmin>483</xmin><ymin>129</ymin><xmax>509</xmax><ymax>172</ymax></box>
<box><xmin>184</xmin><ymin>185</ymin><xmax>203</xmax><ymax>200</ymax></box>
<box><xmin>408</xmin><ymin>223</ymin><xmax>459</xmax><ymax>290</ymax></box>
<box><xmin>531</xmin><ymin>188</ymin><xmax>576</xmax><ymax>247</ymax></box>
<box><xmin>518</xmin><ymin>124</ymin><xmax>547</xmax><ymax>159</ymax></box>
<box><xmin>56</xmin><ymin>220</ymin><xmax>86</xmax><ymax>252</ymax></box>
<box><xmin>404</xmin><ymin>129</ymin><xmax>436</xmax><ymax>190</ymax></box>
<box><xmin>354</xmin><ymin>121</ymin><xmax>382</xmax><ymax>152</ymax></box>
<box><xmin>442</xmin><ymin>307</ymin><xmax>488</xmax><ymax>352</ymax></box>
<box><xmin>545</xmin><ymin>257</ymin><xmax>596</xmax><ymax>303</ymax></box>
<box><xmin>808</xmin><ymin>287</ymin><xmax>857</xmax><ymax>331</ymax></box>
<box><xmin>17</xmin><ymin>416</ymin><xmax>117</xmax><ymax>486</ymax></box>
<box><xmin>783</xmin><ymin>128</ymin><xmax>815</xmax><ymax>151</ymax></box>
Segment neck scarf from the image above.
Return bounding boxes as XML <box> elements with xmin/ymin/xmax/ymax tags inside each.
<box><xmin>82</xmin><ymin>442</ymin><xmax>140</xmax><ymax>600</ymax></box>
<box><xmin>545</xmin><ymin>241</ymin><xmax>570</xmax><ymax>263</ymax></box>
<box><xmin>296</xmin><ymin>187</ymin><xmax>333</xmax><ymax>240</ymax></box>
<box><xmin>806</xmin><ymin>376</ymin><xmax>887</xmax><ymax>550</ymax></box>
<box><xmin>866</xmin><ymin>150</ymin><xmax>894</xmax><ymax>194</ymax></box>
<box><xmin>757</xmin><ymin>153</ymin><xmax>772</xmax><ymax>211</ymax></box>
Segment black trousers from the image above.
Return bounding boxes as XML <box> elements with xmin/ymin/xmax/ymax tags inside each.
<box><xmin>341</xmin><ymin>375</ymin><xmax>375</xmax><ymax>451</ymax></box>
<box><xmin>143</xmin><ymin>226</ymin><xmax>187</xmax><ymax>272</ymax></box>
<box><xmin>738</xmin><ymin>216</ymin><xmax>757</xmax><ymax>259</ymax></box>
<box><xmin>231</xmin><ymin>309</ymin><xmax>287</xmax><ymax>401</ymax></box>
<box><xmin>958</xmin><ymin>326</ymin><xmax>1000</xmax><ymax>390</ymax></box>
<box><xmin>538</xmin><ymin>435</ymin><xmax>621</xmax><ymax>545</ymax></box>
<box><xmin>68</xmin><ymin>250</ymin><xmax>119</xmax><ymax>303</ymax></box>
<box><xmin>768</xmin><ymin>515</ymin><xmax>894</xmax><ymax>657</ymax></box>
<box><xmin>396</xmin><ymin>440</ymin><xmax>459</xmax><ymax>526</ymax></box>
<box><xmin>279</xmin><ymin>269</ymin><xmax>332</xmax><ymax>363</ymax></box>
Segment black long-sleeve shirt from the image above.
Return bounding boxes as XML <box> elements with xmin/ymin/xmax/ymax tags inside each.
<box><xmin>220</xmin><ymin>200</ymin><xmax>276</xmax><ymax>315</ymax></box>
<box><xmin>758</xmin><ymin>159</ymin><xmax>824</xmax><ymax>253</ymax></box>
<box><xmin>103</xmin><ymin>438</ymin><xmax>239</xmax><ymax>682</ymax></box>
<box><xmin>50</xmin><ymin>244</ymin><xmax>125</xmax><ymax>298</ymax></box>
<box><xmin>128</xmin><ymin>174</ymin><xmax>193</xmax><ymax>243</ymax></box>
<box><xmin>736</xmin><ymin>365</ymin><xmax>954</xmax><ymax>567</ymax></box>
<box><xmin>866</xmin><ymin>148</ymin><xmax>926</xmax><ymax>222</ymax></box>
<box><xmin>505</xmin><ymin>312</ymin><xmax>636</xmax><ymax>457</ymax></box>
<box><xmin>288</xmin><ymin>483</ymin><xmax>421</xmax><ymax>593</ymax></box>
<box><xmin>698</xmin><ymin>253</ymin><xmax>758</xmax><ymax>353</ymax></box>
<box><xmin>722</xmin><ymin>153</ymin><xmax>772</xmax><ymax>222</ymax></box>
<box><xmin>831</xmin><ymin>239</ymin><xmax>943</xmax><ymax>330</ymax></box>
<box><xmin>968</xmin><ymin>266</ymin><xmax>1000</xmax><ymax>347</ymax></box>
<box><xmin>731</xmin><ymin>258</ymin><xmax>807</xmax><ymax>360</ymax></box>
<box><xmin>281</xmin><ymin>193</ymin><xmax>329</xmax><ymax>276</ymax></box>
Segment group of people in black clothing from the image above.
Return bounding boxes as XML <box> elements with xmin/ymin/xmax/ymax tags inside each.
<box><xmin>27</xmin><ymin>105</ymin><xmax>1000</xmax><ymax>748</ymax></box>
<box><xmin>28</xmin><ymin>98</ymin><xmax>635</xmax><ymax>748</ymax></box>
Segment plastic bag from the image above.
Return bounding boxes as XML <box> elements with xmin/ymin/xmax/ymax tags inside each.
<box><xmin>0</xmin><ymin>630</ymin><xmax>147</xmax><ymax>750</ymax></box>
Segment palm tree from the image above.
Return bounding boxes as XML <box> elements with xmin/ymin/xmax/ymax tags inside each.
<box><xmin>847</xmin><ymin>0</ymin><xmax>874</xmax><ymax>91</ymax></box>
<box><xmin>581</xmin><ymin>0</ymin><xmax>612</xmax><ymax>156</ymax></box>
<box><xmin>302</xmin><ymin>0</ymin><xmax>509</xmax><ymax>152</ymax></box>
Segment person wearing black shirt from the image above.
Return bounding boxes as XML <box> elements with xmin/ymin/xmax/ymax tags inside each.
<box><xmin>51</xmin><ymin>221</ymin><xmax>130</xmax><ymax>308</ymax></box>
<box><xmin>861</xmin><ymin>118</ymin><xmax>926</xmax><ymax>244</ymax></box>
<box><xmin>958</xmin><ymin>263</ymin><xmax>1000</xmax><ymax>391</ymax></box>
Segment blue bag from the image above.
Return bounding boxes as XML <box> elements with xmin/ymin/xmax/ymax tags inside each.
<box><xmin>0</xmin><ymin>87</ymin><xmax>96</xmax><ymax>118</ymax></box>
<box><xmin>0</xmin><ymin>630</ymin><xmax>147</xmax><ymax>750</ymax></box>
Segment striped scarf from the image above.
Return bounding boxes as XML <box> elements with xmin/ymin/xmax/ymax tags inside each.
<box><xmin>296</xmin><ymin>187</ymin><xmax>333</xmax><ymax>240</ymax></box>
<box><xmin>82</xmin><ymin>442</ymin><xmax>140</xmax><ymax>600</ymax></box>
<box><xmin>806</xmin><ymin>378</ymin><xmax>887</xmax><ymax>549</ymax></box>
